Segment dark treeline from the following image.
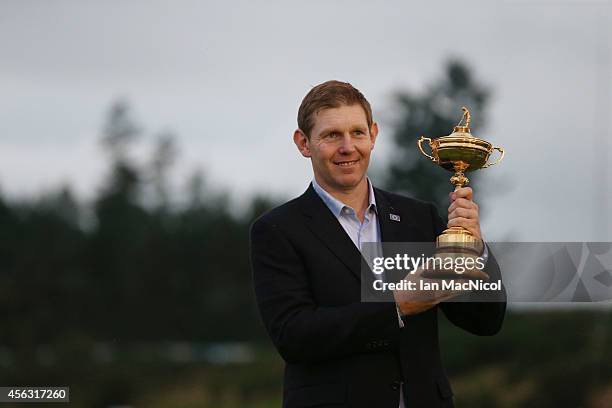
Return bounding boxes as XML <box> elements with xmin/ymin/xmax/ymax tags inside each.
<box><xmin>0</xmin><ymin>103</ymin><xmax>279</xmax><ymax>350</ymax></box>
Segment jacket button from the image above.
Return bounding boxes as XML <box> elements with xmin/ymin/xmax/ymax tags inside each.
<box><xmin>391</xmin><ymin>381</ymin><xmax>401</xmax><ymax>391</ymax></box>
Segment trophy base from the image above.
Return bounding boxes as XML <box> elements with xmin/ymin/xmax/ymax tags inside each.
<box><xmin>420</xmin><ymin>265</ymin><xmax>490</xmax><ymax>281</ymax></box>
<box><xmin>420</xmin><ymin>226</ymin><xmax>489</xmax><ymax>281</ymax></box>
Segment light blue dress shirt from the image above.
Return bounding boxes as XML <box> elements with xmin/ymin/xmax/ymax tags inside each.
<box><xmin>312</xmin><ymin>178</ymin><xmax>380</xmax><ymax>251</ymax></box>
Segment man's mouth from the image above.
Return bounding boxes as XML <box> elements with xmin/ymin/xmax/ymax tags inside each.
<box><xmin>334</xmin><ymin>159</ymin><xmax>359</xmax><ymax>167</ymax></box>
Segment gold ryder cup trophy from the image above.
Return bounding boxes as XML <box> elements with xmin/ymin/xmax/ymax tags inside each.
<box><xmin>417</xmin><ymin>107</ymin><xmax>504</xmax><ymax>280</ymax></box>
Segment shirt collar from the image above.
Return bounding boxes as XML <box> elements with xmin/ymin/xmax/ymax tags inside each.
<box><xmin>312</xmin><ymin>177</ymin><xmax>378</xmax><ymax>218</ymax></box>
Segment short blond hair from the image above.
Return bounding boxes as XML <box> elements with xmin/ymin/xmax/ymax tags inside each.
<box><xmin>297</xmin><ymin>80</ymin><xmax>373</xmax><ymax>138</ymax></box>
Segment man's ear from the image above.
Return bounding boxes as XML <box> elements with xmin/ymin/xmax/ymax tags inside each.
<box><xmin>370</xmin><ymin>122</ymin><xmax>379</xmax><ymax>150</ymax></box>
<box><xmin>293</xmin><ymin>129</ymin><xmax>311</xmax><ymax>158</ymax></box>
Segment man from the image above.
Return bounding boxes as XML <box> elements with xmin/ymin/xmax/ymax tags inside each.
<box><xmin>250</xmin><ymin>80</ymin><xmax>505</xmax><ymax>408</ymax></box>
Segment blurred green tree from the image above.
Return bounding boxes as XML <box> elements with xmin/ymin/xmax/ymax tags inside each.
<box><xmin>384</xmin><ymin>60</ymin><xmax>490</xmax><ymax>215</ymax></box>
<box><xmin>100</xmin><ymin>99</ymin><xmax>141</xmax><ymax>164</ymax></box>
<box><xmin>90</xmin><ymin>100</ymin><xmax>152</xmax><ymax>338</ymax></box>
<box><xmin>150</xmin><ymin>131</ymin><xmax>178</xmax><ymax>212</ymax></box>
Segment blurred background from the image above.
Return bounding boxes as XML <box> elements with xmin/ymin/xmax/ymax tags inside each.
<box><xmin>1</xmin><ymin>1</ymin><xmax>611</xmax><ymax>407</ymax></box>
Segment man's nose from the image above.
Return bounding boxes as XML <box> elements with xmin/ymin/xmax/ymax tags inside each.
<box><xmin>338</xmin><ymin>133</ymin><xmax>356</xmax><ymax>154</ymax></box>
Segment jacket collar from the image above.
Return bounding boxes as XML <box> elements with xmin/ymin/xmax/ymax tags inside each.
<box><xmin>298</xmin><ymin>183</ymin><xmax>406</xmax><ymax>281</ymax></box>
<box><xmin>311</xmin><ymin>177</ymin><xmax>378</xmax><ymax>218</ymax></box>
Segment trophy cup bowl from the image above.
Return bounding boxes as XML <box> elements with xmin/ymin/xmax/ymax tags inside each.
<box><xmin>417</xmin><ymin>107</ymin><xmax>504</xmax><ymax>280</ymax></box>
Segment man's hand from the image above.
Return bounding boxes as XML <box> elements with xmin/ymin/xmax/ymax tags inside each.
<box><xmin>393</xmin><ymin>269</ymin><xmax>465</xmax><ymax>316</ymax></box>
<box><xmin>448</xmin><ymin>187</ymin><xmax>482</xmax><ymax>240</ymax></box>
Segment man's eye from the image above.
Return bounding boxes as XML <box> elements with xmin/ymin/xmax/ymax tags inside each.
<box><xmin>327</xmin><ymin>132</ymin><xmax>339</xmax><ymax>138</ymax></box>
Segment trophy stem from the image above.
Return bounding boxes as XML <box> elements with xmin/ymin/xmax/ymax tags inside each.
<box><xmin>450</xmin><ymin>171</ymin><xmax>469</xmax><ymax>188</ymax></box>
<box><xmin>450</xmin><ymin>162</ymin><xmax>470</xmax><ymax>188</ymax></box>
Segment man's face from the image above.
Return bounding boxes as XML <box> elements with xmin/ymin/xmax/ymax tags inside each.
<box><xmin>294</xmin><ymin>104</ymin><xmax>378</xmax><ymax>193</ymax></box>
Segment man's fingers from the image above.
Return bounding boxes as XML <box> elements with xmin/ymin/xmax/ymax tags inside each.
<box><xmin>448</xmin><ymin>216</ymin><xmax>477</xmax><ymax>227</ymax></box>
<box><xmin>448</xmin><ymin>207</ymin><xmax>478</xmax><ymax>221</ymax></box>
<box><xmin>447</xmin><ymin>188</ymin><xmax>482</xmax><ymax>239</ymax></box>
<box><xmin>452</xmin><ymin>187</ymin><xmax>473</xmax><ymax>201</ymax></box>
<box><xmin>448</xmin><ymin>198</ymin><xmax>478</xmax><ymax>213</ymax></box>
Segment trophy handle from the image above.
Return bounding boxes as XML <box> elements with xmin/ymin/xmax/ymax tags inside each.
<box><xmin>417</xmin><ymin>136</ymin><xmax>436</xmax><ymax>162</ymax></box>
<box><xmin>482</xmin><ymin>146</ymin><xmax>505</xmax><ymax>168</ymax></box>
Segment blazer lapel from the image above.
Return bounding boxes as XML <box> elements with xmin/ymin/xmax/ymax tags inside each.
<box><xmin>298</xmin><ymin>185</ymin><xmax>363</xmax><ymax>281</ymax></box>
<box><xmin>374</xmin><ymin>188</ymin><xmax>403</xmax><ymax>243</ymax></box>
<box><xmin>374</xmin><ymin>187</ymin><xmax>423</xmax><ymax>243</ymax></box>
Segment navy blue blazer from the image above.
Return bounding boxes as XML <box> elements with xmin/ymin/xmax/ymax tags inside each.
<box><xmin>250</xmin><ymin>184</ymin><xmax>506</xmax><ymax>408</ymax></box>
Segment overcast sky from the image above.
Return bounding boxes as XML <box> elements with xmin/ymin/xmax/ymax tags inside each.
<box><xmin>1</xmin><ymin>0</ymin><xmax>611</xmax><ymax>242</ymax></box>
